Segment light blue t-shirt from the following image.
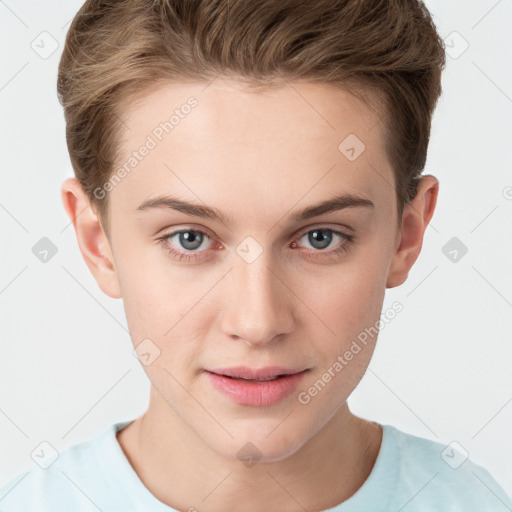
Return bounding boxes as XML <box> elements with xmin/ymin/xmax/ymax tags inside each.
<box><xmin>0</xmin><ymin>419</ymin><xmax>510</xmax><ymax>511</ymax></box>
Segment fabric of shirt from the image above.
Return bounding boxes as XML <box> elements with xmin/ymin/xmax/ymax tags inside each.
<box><xmin>0</xmin><ymin>419</ymin><xmax>510</xmax><ymax>511</ymax></box>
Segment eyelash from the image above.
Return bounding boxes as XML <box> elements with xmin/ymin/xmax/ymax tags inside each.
<box><xmin>157</xmin><ymin>226</ymin><xmax>355</xmax><ymax>263</ymax></box>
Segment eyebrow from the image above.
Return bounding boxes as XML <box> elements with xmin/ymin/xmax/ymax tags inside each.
<box><xmin>136</xmin><ymin>193</ymin><xmax>374</xmax><ymax>224</ymax></box>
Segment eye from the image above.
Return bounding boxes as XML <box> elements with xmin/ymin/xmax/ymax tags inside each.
<box><xmin>157</xmin><ymin>228</ymin><xmax>217</xmax><ymax>262</ymax></box>
<box><xmin>292</xmin><ymin>227</ymin><xmax>354</xmax><ymax>259</ymax></box>
<box><xmin>169</xmin><ymin>229</ymin><xmax>209</xmax><ymax>251</ymax></box>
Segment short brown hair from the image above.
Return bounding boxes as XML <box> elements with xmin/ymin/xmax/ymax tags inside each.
<box><xmin>57</xmin><ymin>0</ymin><xmax>446</xmax><ymax>231</ymax></box>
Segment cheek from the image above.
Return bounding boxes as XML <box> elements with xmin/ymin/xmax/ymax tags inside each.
<box><xmin>115</xmin><ymin>257</ymin><xmax>217</xmax><ymax>370</ymax></box>
<box><xmin>115</xmin><ymin>259</ymin><xmax>178</xmax><ymax>352</ymax></box>
<box><xmin>294</xmin><ymin>263</ymin><xmax>387</xmax><ymax>411</ymax></box>
<box><xmin>120</xmin><ymin>275</ymin><xmax>199</xmax><ymax>341</ymax></box>
<box><xmin>301</xmin><ymin>255</ymin><xmax>387</xmax><ymax>339</ymax></box>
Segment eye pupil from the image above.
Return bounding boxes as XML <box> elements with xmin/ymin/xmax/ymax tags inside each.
<box><xmin>180</xmin><ymin>230</ymin><xmax>203</xmax><ymax>250</ymax></box>
<box><xmin>309</xmin><ymin>229</ymin><xmax>332</xmax><ymax>250</ymax></box>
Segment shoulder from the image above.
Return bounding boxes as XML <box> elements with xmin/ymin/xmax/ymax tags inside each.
<box><xmin>0</xmin><ymin>421</ymin><xmax>132</xmax><ymax>512</ymax></box>
<box><xmin>383</xmin><ymin>424</ymin><xmax>512</xmax><ymax>511</ymax></box>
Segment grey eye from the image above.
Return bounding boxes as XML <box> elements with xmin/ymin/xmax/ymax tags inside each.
<box><xmin>302</xmin><ymin>229</ymin><xmax>337</xmax><ymax>250</ymax></box>
<box><xmin>172</xmin><ymin>230</ymin><xmax>207</xmax><ymax>251</ymax></box>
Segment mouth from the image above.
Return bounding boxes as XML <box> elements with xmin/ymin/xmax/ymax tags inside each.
<box><xmin>205</xmin><ymin>368</ymin><xmax>310</xmax><ymax>407</ymax></box>
<box><xmin>221</xmin><ymin>375</ymin><xmax>287</xmax><ymax>382</ymax></box>
<box><xmin>206</xmin><ymin>366</ymin><xmax>308</xmax><ymax>381</ymax></box>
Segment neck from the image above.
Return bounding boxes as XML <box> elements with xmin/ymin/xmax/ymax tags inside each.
<box><xmin>117</xmin><ymin>388</ymin><xmax>382</xmax><ymax>512</ymax></box>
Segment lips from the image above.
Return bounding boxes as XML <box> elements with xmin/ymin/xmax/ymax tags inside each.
<box><xmin>207</xmin><ymin>366</ymin><xmax>306</xmax><ymax>381</ymax></box>
<box><xmin>205</xmin><ymin>367</ymin><xmax>310</xmax><ymax>407</ymax></box>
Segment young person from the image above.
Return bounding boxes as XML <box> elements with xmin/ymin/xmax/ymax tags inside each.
<box><xmin>1</xmin><ymin>0</ymin><xmax>510</xmax><ymax>510</ymax></box>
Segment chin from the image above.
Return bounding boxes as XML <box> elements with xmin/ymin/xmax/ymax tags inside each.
<box><xmin>211</xmin><ymin>423</ymin><xmax>308</xmax><ymax>465</ymax></box>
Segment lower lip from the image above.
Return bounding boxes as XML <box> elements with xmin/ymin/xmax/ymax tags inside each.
<box><xmin>206</xmin><ymin>370</ymin><xmax>309</xmax><ymax>407</ymax></box>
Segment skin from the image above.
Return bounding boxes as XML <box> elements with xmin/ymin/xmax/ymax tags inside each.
<box><xmin>61</xmin><ymin>78</ymin><xmax>438</xmax><ymax>512</ymax></box>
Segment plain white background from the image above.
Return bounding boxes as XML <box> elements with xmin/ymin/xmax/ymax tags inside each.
<box><xmin>1</xmin><ymin>0</ymin><xmax>511</xmax><ymax>501</ymax></box>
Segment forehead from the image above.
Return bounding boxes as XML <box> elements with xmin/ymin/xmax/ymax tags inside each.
<box><xmin>110</xmin><ymin>78</ymin><xmax>394</xmax><ymax>224</ymax></box>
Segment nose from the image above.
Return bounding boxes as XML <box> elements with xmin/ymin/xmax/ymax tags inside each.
<box><xmin>220</xmin><ymin>251</ymin><xmax>295</xmax><ymax>347</ymax></box>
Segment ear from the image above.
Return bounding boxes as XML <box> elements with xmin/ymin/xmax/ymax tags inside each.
<box><xmin>386</xmin><ymin>175</ymin><xmax>439</xmax><ymax>288</ymax></box>
<box><xmin>61</xmin><ymin>177</ymin><xmax>122</xmax><ymax>298</ymax></box>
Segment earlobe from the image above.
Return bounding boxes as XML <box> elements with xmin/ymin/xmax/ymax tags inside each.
<box><xmin>60</xmin><ymin>178</ymin><xmax>122</xmax><ymax>299</ymax></box>
<box><xmin>386</xmin><ymin>175</ymin><xmax>439</xmax><ymax>289</ymax></box>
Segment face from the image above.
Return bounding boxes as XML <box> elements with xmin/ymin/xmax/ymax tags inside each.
<box><xmin>103</xmin><ymin>78</ymin><xmax>399</xmax><ymax>462</ymax></box>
